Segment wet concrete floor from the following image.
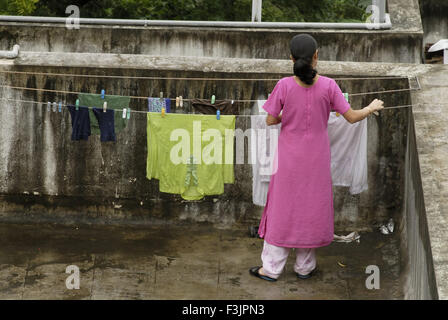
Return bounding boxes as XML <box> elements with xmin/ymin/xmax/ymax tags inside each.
<box><xmin>0</xmin><ymin>223</ymin><xmax>403</xmax><ymax>300</ymax></box>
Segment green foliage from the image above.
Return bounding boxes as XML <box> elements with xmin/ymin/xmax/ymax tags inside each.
<box><xmin>2</xmin><ymin>0</ymin><xmax>371</xmax><ymax>23</ymax></box>
<box><xmin>261</xmin><ymin>0</ymin><xmax>370</xmax><ymax>22</ymax></box>
<box><xmin>0</xmin><ymin>0</ymin><xmax>40</xmax><ymax>15</ymax></box>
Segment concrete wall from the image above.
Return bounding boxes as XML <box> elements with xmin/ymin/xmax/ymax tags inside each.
<box><xmin>399</xmin><ymin>110</ymin><xmax>438</xmax><ymax>300</ymax></box>
<box><xmin>0</xmin><ymin>0</ymin><xmax>424</xmax><ymax>64</ymax></box>
<box><xmin>0</xmin><ymin>23</ymin><xmax>423</xmax><ymax>64</ymax></box>
<box><xmin>419</xmin><ymin>0</ymin><xmax>448</xmax><ymax>45</ymax></box>
<box><xmin>0</xmin><ymin>54</ymin><xmax>410</xmax><ymax>231</ymax></box>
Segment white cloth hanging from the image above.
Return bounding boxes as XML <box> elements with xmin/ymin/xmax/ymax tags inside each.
<box><xmin>251</xmin><ymin>112</ymin><xmax>368</xmax><ymax>206</ymax></box>
<box><xmin>328</xmin><ymin>112</ymin><xmax>368</xmax><ymax>194</ymax></box>
<box><xmin>251</xmin><ymin>115</ymin><xmax>281</xmax><ymax>206</ymax></box>
<box><xmin>251</xmin><ymin>99</ymin><xmax>267</xmax><ymax>115</ymax></box>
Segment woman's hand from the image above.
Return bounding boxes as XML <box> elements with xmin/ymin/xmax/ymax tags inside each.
<box><xmin>366</xmin><ymin>99</ymin><xmax>385</xmax><ymax>114</ymax></box>
<box><xmin>266</xmin><ymin>114</ymin><xmax>282</xmax><ymax>126</ymax></box>
<box><xmin>343</xmin><ymin>99</ymin><xmax>384</xmax><ymax>124</ymax></box>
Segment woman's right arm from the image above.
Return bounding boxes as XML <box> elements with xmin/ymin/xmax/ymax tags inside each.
<box><xmin>266</xmin><ymin>114</ymin><xmax>282</xmax><ymax>126</ymax></box>
<box><xmin>342</xmin><ymin>99</ymin><xmax>384</xmax><ymax>124</ymax></box>
<box><xmin>263</xmin><ymin>79</ymin><xmax>286</xmax><ymax>126</ymax></box>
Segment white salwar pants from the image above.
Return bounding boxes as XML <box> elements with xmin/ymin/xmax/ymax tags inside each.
<box><xmin>261</xmin><ymin>240</ymin><xmax>316</xmax><ymax>279</ymax></box>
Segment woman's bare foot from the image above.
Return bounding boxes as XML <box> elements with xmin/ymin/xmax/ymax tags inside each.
<box><xmin>258</xmin><ymin>267</ymin><xmax>268</xmax><ymax>276</ymax></box>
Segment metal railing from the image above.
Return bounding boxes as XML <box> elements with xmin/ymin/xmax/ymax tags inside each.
<box><xmin>0</xmin><ymin>14</ymin><xmax>392</xmax><ymax>29</ymax></box>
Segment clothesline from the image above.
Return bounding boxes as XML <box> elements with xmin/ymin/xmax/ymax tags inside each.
<box><xmin>0</xmin><ymin>70</ymin><xmax>411</xmax><ymax>82</ymax></box>
<box><xmin>0</xmin><ymin>84</ymin><xmax>418</xmax><ymax>102</ymax></box>
<box><xmin>0</xmin><ymin>97</ymin><xmax>420</xmax><ymax>116</ymax></box>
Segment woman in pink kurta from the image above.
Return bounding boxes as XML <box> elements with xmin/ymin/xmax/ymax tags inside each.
<box><xmin>250</xmin><ymin>34</ymin><xmax>384</xmax><ymax>282</ymax></box>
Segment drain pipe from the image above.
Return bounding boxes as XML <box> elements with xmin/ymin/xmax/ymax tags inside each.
<box><xmin>0</xmin><ymin>45</ymin><xmax>20</xmax><ymax>59</ymax></box>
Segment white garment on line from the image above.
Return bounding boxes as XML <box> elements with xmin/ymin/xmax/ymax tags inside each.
<box><xmin>251</xmin><ymin>99</ymin><xmax>267</xmax><ymax>116</ymax></box>
<box><xmin>251</xmin><ymin>112</ymin><xmax>368</xmax><ymax>206</ymax></box>
<box><xmin>328</xmin><ymin>112</ymin><xmax>368</xmax><ymax>194</ymax></box>
<box><xmin>250</xmin><ymin>115</ymin><xmax>281</xmax><ymax>206</ymax></box>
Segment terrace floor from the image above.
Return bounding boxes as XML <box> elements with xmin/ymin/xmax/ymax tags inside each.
<box><xmin>0</xmin><ymin>222</ymin><xmax>403</xmax><ymax>300</ymax></box>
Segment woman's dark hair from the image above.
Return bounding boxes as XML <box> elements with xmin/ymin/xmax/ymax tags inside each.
<box><xmin>290</xmin><ymin>34</ymin><xmax>318</xmax><ymax>85</ymax></box>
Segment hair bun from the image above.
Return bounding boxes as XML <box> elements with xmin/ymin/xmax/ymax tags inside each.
<box><xmin>293</xmin><ymin>59</ymin><xmax>317</xmax><ymax>85</ymax></box>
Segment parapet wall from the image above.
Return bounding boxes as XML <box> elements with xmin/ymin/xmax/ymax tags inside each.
<box><xmin>0</xmin><ymin>0</ymin><xmax>423</xmax><ymax>63</ymax></box>
<box><xmin>399</xmin><ymin>110</ymin><xmax>438</xmax><ymax>300</ymax></box>
<box><xmin>0</xmin><ymin>54</ymin><xmax>410</xmax><ymax>230</ymax></box>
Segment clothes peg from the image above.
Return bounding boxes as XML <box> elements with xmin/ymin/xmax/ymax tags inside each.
<box><xmin>161</xmin><ymin>107</ymin><xmax>166</xmax><ymax>118</ymax></box>
<box><xmin>211</xmin><ymin>95</ymin><xmax>216</xmax><ymax>104</ymax></box>
<box><xmin>176</xmin><ymin>96</ymin><xmax>180</xmax><ymax>107</ymax></box>
<box><xmin>47</xmin><ymin>102</ymin><xmax>51</xmax><ymax>112</ymax></box>
<box><xmin>103</xmin><ymin>101</ymin><xmax>107</xmax><ymax>113</ymax></box>
<box><xmin>231</xmin><ymin>100</ymin><xmax>234</xmax><ymax>105</ymax></box>
<box><xmin>122</xmin><ymin>108</ymin><xmax>127</xmax><ymax>119</ymax></box>
<box><xmin>159</xmin><ymin>92</ymin><xmax>164</xmax><ymax>112</ymax></box>
<box><xmin>216</xmin><ymin>109</ymin><xmax>220</xmax><ymax>120</ymax></box>
<box><xmin>101</xmin><ymin>89</ymin><xmax>105</xmax><ymax>99</ymax></box>
<box><xmin>179</xmin><ymin>96</ymin><xmax>183</xmax><ymax>108</ymax></box>
<box><xmin>52</xmin><ymin>102</ymin><xmax>57</xmax><ymax>112</ymax></box>
<box><xmin>75</xmin><ymin>99</ymin><xmax>79</xmax><ymax>111</ymax></box>
<box><xmin>58</xmin><ymin>102</ymin><xmax>62</xmax><ymax>112</ymax></box>
<box><xmin>127</xmin><ymin>108</ymin><xmax>131</xmax><ymax>120</ymax></box>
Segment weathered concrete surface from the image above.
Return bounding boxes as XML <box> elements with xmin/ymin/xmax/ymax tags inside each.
<box><xmin>0</xmin><ymin>0</ymin><xmax>423</xmax><ymax>63</ymax></box>
<box><xmin>0</xmin><ymin>53</ymin><xmax>410</xmax><ymax>231</ymax></box>
<box><xmin>0</xmin><ymin>223</ymin><xmax>403</xmax><ymax>300</ymax></box>
<box><xmin>419</xmin><ymin>0</ymin><xmax>448</xmax><ymax>45</ymax></box>
<box><xmin>408</xmin><ymin>66</ymin><xmax>448</xmax><ymax>300</ymax></box>
<box><xmin>399</xmin><ymin>110</ymin><xmax>438</xmax><ymax>299</ymax></box>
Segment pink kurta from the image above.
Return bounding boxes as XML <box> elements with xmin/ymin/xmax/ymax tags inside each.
<box><xmin>258</xmin><ymin>76</ymin><xmax>351</xmax><ymax>248</ymax></box>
